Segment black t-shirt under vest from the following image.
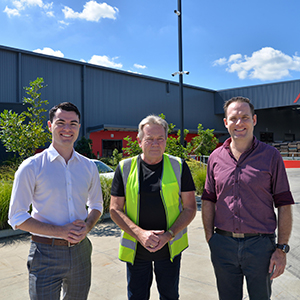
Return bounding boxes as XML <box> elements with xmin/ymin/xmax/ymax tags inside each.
<box><xmin>111</xmin><ymin>155</ymin><xmax>195</xmax><ymax>261</ymax></box>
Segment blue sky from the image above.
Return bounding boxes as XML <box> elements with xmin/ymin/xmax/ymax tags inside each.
<box><xmin>1</xmin><ymin>0</ymin><xmax>300</xmax><ymax>90</ymax></box>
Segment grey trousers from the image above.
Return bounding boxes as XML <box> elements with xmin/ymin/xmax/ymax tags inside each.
<box><xmin>27</xmin><ymin>237</ymin><xmax>92</xmax><ymax>300</ymax></box>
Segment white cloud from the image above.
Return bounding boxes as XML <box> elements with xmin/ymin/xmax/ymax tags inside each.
<box><xmin>33</xmin><ymin>47</ymin><xmax>64</xmax><ymax>58</ymax></box>
<box><xmin>213</xmin><ymin>47</ymin><xmax>300</xmax><ymax>81</ymax></box>
<box><xmin>63</xmin><ymin>1</ymin><xmax>118</xmax><ymax>22</ymax></box>
<box><xmin>127</xmin><ymin>70</ymin><xmax>142</xmax><ymax>75</ymax></box>
<box><xmin>4</xmin><ymin>0</ymin><xmax>54</xmax><ymax>17</ymax></box>
<box><xmin>58</xmin><ymin>19</ymin><xmax>69</xmax><ymax>27</ymax></box>
<box><xmin>134</xmin><ymin>63</ymin><xmax>147</xmax><ymax>69</ymax></box>
<box><xmin>213</xmin><ymin>57</ymin><xmax>227</xmax><ymax>66</ymax></box>
<box><xmin>13</xmin><ymin>0</ymin><xmax>44</xmax><ymax>9</ymax></box>
<box><xmin>46</xmin><ymin>10</ymin><xmax>54</xmax><ymax>17</ymax></box>
<box><xmin>3</xmin><ymin>6</ymin><xmax>20</xmax><ymax>17</ymax></box>
<box><xmin>88</xmin><ymin>55</ymin><xmax>122</xmax><ymax>68</ymax></box>
<box><xmin>228</xmin><ymin>53</ymin><xmax>242</xmax><ymax>63</ymax></box>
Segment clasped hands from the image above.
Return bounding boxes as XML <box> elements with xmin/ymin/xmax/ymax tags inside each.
<box><xmin>139</xmin><ymin>229</ymin><xmax>171</xmax><ymax>252</ymax></box>
<box><xmin>62</xmin><ymin>219</ymin><xmax>88</xmax><ymax>244</ymax></box>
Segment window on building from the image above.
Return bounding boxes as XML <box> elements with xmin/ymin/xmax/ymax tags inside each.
<box><xmin>284</xmin><ymin>133</ymin><xmax>295</xmax><ymax>142</ymax></box>
<box><xmin>260</xmin><ymin>132</ymin><xmax>274</xmax><ymax>143</ymax></box>
<box><xmin>102</xmin><ymin>140</ymin><xmax>123</xmax><ymax>157</ymax></box>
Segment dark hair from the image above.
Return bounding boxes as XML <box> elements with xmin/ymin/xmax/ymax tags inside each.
<box><xmin>49</xmin><ymin>102</ymin><xmax>81</xmax><ymax>122</ymax></box>
<box><xmin>223</xmin><ymin>96</ymin><xmax>255</xmax><ymax>118</ymax></box>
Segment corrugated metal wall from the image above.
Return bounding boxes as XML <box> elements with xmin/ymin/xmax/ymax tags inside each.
<box><xmin>20</xmin><ymin>53</ymin><xmax>83</xmax><ymax>110</ymax></box>
<box><xmin>0</xmin><ymin>45</ymin><xmax>217</xmax><ymax>138</ymax></box>
<box><xmin>215</xmin><ymin>80</ymin><xmax>300</xmax><ymax>114</ymax></box>
<box><xmin>0</xmin><ymin>48</ymin><xmax>18</xmax><ymax>103</ymax></box>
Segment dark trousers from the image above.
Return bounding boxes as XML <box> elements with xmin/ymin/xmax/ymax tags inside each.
<box><xmin>209</xmin><ymin>233</ymin><xmax>276</xmax><ymax>300</ymax></box>
<box><xmin>27</xmin><ymin>237</ymin><xmax>92</xmax><ymax>300</ymax></box>
<box><xmin>126</xmin><ymin>254</ymin><xmax>181</xmax><ymax>300</ymax></box>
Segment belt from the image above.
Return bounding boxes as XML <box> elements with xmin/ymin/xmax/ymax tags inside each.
<box><xmin>31</xmin><ymin>235</ymin><xmax>79</xmax><ymax>247</ymax></box>
<box><xmin>215</xmin><ymin>228</ymin><xmax>274</xmax><ymax>238</ymax></box>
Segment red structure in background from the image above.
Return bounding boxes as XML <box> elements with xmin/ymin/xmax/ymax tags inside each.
<box><xmin>89</xmin><ymin>130</ymin><xmax>199</xmax><ymax>158</ymax></box>
<box><xmin>90</xmin><ymin>130</ymin><xmax>136</xmax><ymax>158</ymax></box>
<box><xmin>283</xmin><ymin>160</ymin><xmax>300</xmax><ymax>168</ymax></box>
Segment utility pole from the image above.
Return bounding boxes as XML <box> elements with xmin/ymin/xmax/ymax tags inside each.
<box><xmin>173</xmin><ymin>0</ymin><xmax>189</xmax><ymax>146</ymax></box>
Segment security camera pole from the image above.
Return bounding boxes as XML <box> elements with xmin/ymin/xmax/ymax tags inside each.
<box><xmin>174</xmin><ymin>0</ymin><xmax>185</xmax><ymax>146</ymax></box>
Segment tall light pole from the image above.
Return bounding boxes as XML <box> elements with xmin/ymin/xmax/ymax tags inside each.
<box><xmin>173</xmin><ymin>0</ymin><xmax>189</xmax><ymax>146</ymax></box>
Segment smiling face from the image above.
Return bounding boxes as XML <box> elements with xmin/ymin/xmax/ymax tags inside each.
<box><xmin>224</xmin><ymin>101</ymin><xmax>257</xmax><ymax>146</ymax></box>
<box><xmin>48</xmin><ymin>108</ymin><xmax>81</xmax><ymax>154</ymax></box>
<box><xmin>138</xmin><ymin>123</ymin><xmax>166</xmax><ymax>165</ymax></box>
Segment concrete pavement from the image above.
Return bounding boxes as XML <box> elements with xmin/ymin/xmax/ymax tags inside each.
<box><xmin>0</xmin><ymin>169</ymin><xmax>300</xmax><ymax>299</ymax></box>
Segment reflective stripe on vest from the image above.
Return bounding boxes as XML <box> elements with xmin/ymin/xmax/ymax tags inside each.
<box><xmin>118</xmin><ymin>153</ymin><xmax>189</xmax><ymax>264</ymax></box>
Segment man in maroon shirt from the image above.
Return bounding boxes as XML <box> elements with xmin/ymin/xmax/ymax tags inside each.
<box><xmin>202</xmin><ymin>96</ymin><xmax>294</xmax><ymax>300</ymax></box>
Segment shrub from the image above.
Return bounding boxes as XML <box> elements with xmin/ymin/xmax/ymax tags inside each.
<box><xmin>100</xmin><ymin>176</ymin><xmax>113</xmax><ymax>215</ymax></box>
<box><xmin>100</xmin><ymin>149</ymin><xmax>122</xmax><ymax>171</ymax></box>
<box><xmin>0</xmin><ymin>164</ymin><xmax>17</xmax><ymax>181</ymax></box>
<box><xmin>75</xmin><ymin>136</ymin><xmax>96</xmax><ymax>159</ymax></box>
<box><xmin>186</xmin><ymin>159</ymin><xmax>207</xmax><ymax>196</ymax></box>
<box><xmin>0</xmin><ymin>180</ymin><xmax>13</xmax><ymax>230</ymax></box>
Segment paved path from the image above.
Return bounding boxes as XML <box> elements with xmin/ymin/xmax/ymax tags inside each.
<box><xmin>0</xmin><ymin>169</ymin><xmax>299</xmax><ymax>299</ymax></box>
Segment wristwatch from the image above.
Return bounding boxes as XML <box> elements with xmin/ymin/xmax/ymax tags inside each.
<box><xmin>168</xmin><ymin>229</ymin><xmax>175</xmax><ymax>240</ymax></box>
<box><xmin>276</xmin><ymin>244</ymin><xmax>290</xmax><ymax>253</ymax></box>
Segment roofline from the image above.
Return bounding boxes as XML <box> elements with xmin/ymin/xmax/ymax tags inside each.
<box><xmin>0</xmin><ymin>44</ymin><xmax>215</xmax><ymax>93</ymax></box>
<box><xmin>87</xmin><ymin>124</ymin><xmax>138</xmax><ymax>133</ymax></box>
<box><xmin>217</xmin><ymin>78</ymin><xmax>300</xmax><ymax>92</ymax></box>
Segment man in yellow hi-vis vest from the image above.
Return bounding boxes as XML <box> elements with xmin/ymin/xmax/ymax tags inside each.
<box><xmin>110</xmin><ymin>115</ymin><xmax>197</xmax><ymax>300</ymax></box>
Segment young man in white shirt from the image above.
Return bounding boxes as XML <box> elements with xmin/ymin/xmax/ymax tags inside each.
<box><xmin>9</xmin><ymin>102</ymin><xmax>103</xmax><ymax>300</ymax></box>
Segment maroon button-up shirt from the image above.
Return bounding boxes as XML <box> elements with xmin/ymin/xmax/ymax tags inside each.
<box><xmin>202</xmin><ymin>137</ymin><xmax>294</xmax><ymax>234</ymax></box>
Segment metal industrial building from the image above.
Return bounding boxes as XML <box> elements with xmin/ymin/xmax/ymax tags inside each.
<box><xmin>1</xmin><ymin>45</ymin><xmax>300</xmax><ymax>161</ymax></box>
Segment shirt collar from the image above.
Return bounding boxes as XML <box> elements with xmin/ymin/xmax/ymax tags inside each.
<box><xmin>48</xmin><ymin>144</ymin><xmax>80</xmax><ymax>163</ymax></box>
<box><xmin>223</xmin><ymin>136</ymin><xmax>258</xmax><ymax>153</ymax></box>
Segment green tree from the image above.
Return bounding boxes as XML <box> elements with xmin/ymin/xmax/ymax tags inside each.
<box><xmin>122</xmin><ymin>113</ymin><xmax>218</xmax><ymax>159</ymax></box>
<box><xmin>159</xmin><ymin>113</ymin><xmax>192</xmax><ymax>159</ymax></box>
<box><xmin>110</xmin><ymin>148</ymin><xmax>123</xmax><ymax>169</ymax></box>
<box><xmin>122</xmin><ymin>136</ymin><xmax>142</xmax><ymax>157</ymax></box>
<box><xmin>0</xmin><ymin>78</ymin><xmax>51</xmax><ymax>161</ymax></box>
<box><xmin>75</xmin><ymin>136</ymin><xmax>96</xmax><ymax>158</ymax></box>
<box><xmin>99</xmin><ymin>148</ymin><xmax>123</xmax><ymax>170</ymax></box>
<box><xmin>190</xmin><ymin>124</ymin><xmax>218</xmax><ymax>156</ymax></box>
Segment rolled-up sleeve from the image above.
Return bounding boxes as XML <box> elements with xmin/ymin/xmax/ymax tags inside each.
<box><xmin>8</xmin><ymin>161</ymin><xmax>35</xmax><ymax>230</ymax></box>
<box><xmin>86</xmin><ymin>163</ymin><xmax>103</xmax><ymax>214</ymax></box>
<box><xmin>271</xmin><ymin>151</ymin><xmax>295</xmax><ymax>207</ymax></box>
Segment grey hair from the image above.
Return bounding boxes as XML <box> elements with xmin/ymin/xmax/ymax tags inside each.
<box><xmin>138</xmin><ymin>115</ymin><xmax>168</xmax><ymax>140</ymax></box>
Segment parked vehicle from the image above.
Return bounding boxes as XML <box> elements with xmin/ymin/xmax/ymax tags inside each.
<box><xmin>92</xmin><ymin>159</ymin><xmax>114</xmax><ymax>179</ymax></box>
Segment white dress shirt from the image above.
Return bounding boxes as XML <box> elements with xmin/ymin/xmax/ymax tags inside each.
<box><xmin>8</xmin><ymin>144</ymin><xmax>103</xmax><ymax>236</ymax></box>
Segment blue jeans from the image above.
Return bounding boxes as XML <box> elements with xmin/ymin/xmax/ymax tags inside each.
<box><xmin>126</xmin><ymin>254</ymin><xmax>181</xmax><ymax>300</ymax></box>
<box><xmin>27</xmin><ymin>237</ymin><xmax>92</xmax><ymax>300</ymax></box>
<box><xmin>209</xmin><ymin>233</ymin><xmax>276</xmax><ymax>300</ymax></box>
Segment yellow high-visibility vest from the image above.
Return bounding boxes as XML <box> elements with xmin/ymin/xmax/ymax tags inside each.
<box><xmin>118</xmin><ymin>153</ymin><xmax>188</xmax><ymax>264</ymax></box>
